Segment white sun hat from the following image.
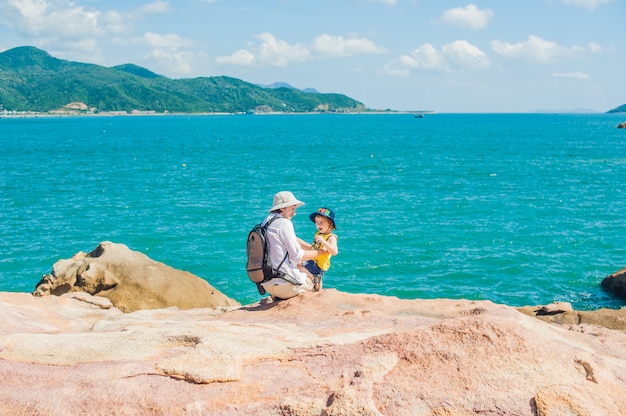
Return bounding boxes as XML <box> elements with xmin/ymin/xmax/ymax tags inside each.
<box><xmin>269</xmin><ymin>191</ymin><xmax>305</xmax><ymax>212</ymax></box>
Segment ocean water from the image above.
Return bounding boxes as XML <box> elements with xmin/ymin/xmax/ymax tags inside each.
<box><xmin>1</xmin><ymin>113</ymin><xmax>626</xmax><ymax>310</ymax></box>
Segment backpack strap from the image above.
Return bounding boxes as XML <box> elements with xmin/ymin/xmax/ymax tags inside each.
<box><xmin>272</xmin><ymin>252</ymin><xmax>301</xmax><ymax>285</ymax></box>
<box><xmin>262</xmin><ymin>214</ymin><xmax>280</xmax><ymax>229</ymax></box>
<box><xmin>264</xmin><ymin>215</ymin><xmax>301</xmax><ymax>285</ymax></box>
<box><xmin>276</xmin><ymin>252</ymin><xmax>288</xmax><ymax>270</ymax></box>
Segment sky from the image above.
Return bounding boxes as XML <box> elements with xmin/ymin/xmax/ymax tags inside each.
<box><xmin>0</xmin><ymin>0</ymin><xmax>624</xmax><ymax>113</ymax></box>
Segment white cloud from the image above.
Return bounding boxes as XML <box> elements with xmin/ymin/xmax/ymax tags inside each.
<box><xmin>101</xmin><ymin>11</ymin><xmax>130</xmax><ymax>35</ymax></box>
<box><xmin>216</xmin><ymin>32</ymin><xmax>385</xmax><ymax>67</ymax></box>
<box><xmin>215</xmin><ymin>49</ymin><xmax>255</xmax><ymax>66</ymax></box>
<box><xmin>491</xmin><ymin>35</ymin><xmax>596</xmax><ymax>63</ymax></box>
<box><xmin>443</xmin><ymin>40</ymin><xmax>491</xmax><ymax>69</ymax></box>
<box><xmin>139</xmin><ymin>1</ymin><xmax>170</xmax><ymax>15</ymax></box>
<box><xmin>144</xmin><ymin>48</ymin><xmax>195</xmax><ymax>74</ymax></box>
<box><xmin>382</xmin><ymin>40</ymin><xmax>490</xmax><ymax>76</ymax></box>
<box><xmin>439</xmin><ymin>3</ymin><xmax>494</xmax><ymax>30</ymax></box>
<box><xmin>562</xmin><ymin>0</ymin><xmax>614</xmax><ymax>10</ymax></box>
<box><xmin>143</xmin><ymin>32</ymin><xmax>192</xmax><ymax>49</ymax></box>
<box><xmin>0</xmin><ymin>0</ymin><xmax>103</xmax><ymax>38</ymax></box>
<box><xmin>364</xmin><ymin>0</ymin><xmax>397</xmax><ymax>5</ymax></box>
<box><xmin>0</xmin><ymin>0</ymin><xmax>205</xmax><ymax>74</ymax></box>
<box><xmin>252</xmin><ymin>32</ymin><xmax>310</xmax><ymax>66</ymax></box>
<box><xmin>400</xmin><ymin>43</ymin><xmax>445</xmax><ymax>72</ymax></box>
<box><xmin>0</xmin><ymin>0</ymin><xmax>163</xmax><ymax>42</ymax></box>
<box><xmin>312</xmin><ymin>34</ymin><xmax>387</xmax><ymax>57</ymax></box>
<box><xmin>137</xmin><ymin>32</ymin><xmax>204</xmax><ymax>75</ymax></box>
<box><xmin>552</xmin><ymin>71</ymin><xmax>591</xmax><ymax>80</ymax></box>
<box><xmin>587</xmin><ymin>42</ymin><xmax>604</xmax><ymax>53</ymax></box>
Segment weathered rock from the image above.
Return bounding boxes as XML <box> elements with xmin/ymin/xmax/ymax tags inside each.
<box><xmin>1</xmin><ymin>289</ymin><xmax>626</xmax><ymax>415</ymax></box>
<box><xmin>32</xmin><ymin>241</ymin><xmax>240</xmax><ymax>312</ymax></box>
<box><xmin>518</xmin><ymin>301</ymin><xmax>626</xmax><ymax>330</ymax></box>
<box><xmin>617</xmin><ymin>122</ymin><xmax>626</xmax><ymax>129</ymax></box>
<box><xmin>600</xmin><ymin>266</ymin><xmax>626</xmax><ymax>301</ymax></box>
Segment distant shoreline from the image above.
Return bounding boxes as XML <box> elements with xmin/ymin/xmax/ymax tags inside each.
<box><xmin>0</xmin><ymin>110</ymin><xmax>438</xmax><ymax>118</ymax></box>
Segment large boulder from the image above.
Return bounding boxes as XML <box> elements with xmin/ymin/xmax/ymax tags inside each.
<box><xmin>33</xmin><ymin>241</ymin><xmax>240</xmax><ymax>312</ymax></box>
<box><xmin>600</xmin><ymin>266</ymin><xmax>626</xmax><ymax>301</ymax></box>
<box><xmin>617</xmin><ymin>122</ymin><xmax>626</xmax><ymax>129</ymax></box>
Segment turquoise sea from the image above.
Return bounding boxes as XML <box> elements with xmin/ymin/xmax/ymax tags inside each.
<box><xmin>1</xmin><ymin>113</ymin><xmax>626</xmax><ymax>309</ymax></box>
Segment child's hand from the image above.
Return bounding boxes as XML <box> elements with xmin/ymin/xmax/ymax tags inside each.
<box><xmin>314</xmin><ymin>236</ymin><xmax>329</xmax><ymax>252</ymax></box>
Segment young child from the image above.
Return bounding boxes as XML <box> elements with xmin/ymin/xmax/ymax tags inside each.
<box><xmin>298</xmin><ymin>207</ymin><xmax>339</xmax><ymax>291</ymax></box>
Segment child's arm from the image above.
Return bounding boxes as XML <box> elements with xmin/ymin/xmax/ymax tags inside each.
<box><xmin>315</xmin><ymin>235</ymin><xmax>339</xmax><ymax>256</ymax></box>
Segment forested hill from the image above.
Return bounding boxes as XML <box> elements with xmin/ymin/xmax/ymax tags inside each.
<box><xmin>607</xmin><ymin>104</ymin><xmax>626</xmax><ymax>113</ymax></box>
<box><xmin>0</xmin><ymin>46</ymin><xmax>367</xmax><ymax>114</ymax></box>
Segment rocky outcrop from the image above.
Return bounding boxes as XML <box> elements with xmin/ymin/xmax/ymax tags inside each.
<box><xmin>518</xmin><ymin>301</ymin><xmax>626</xmax><ymax>330</ymax></box>
<box><xmin>32</xmin><ymin>241</ymin><xmax>239</xmax><ymax>312</ymax></box>
<box><xmin>1</xmin><ymin>289</ymin><xmax>626</xmax><ymax>415</ymax></box>
<box><xmin>601</xmin><ymin>266</ymin><xmax>626</xmax><ymax>301</ymax></box>
<box><xmin>617</xmin><ymin>122</ymin><xmax>626</xmax><ymax>128</ymax></box>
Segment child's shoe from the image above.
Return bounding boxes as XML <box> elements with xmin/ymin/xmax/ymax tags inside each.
<box><xmin>313</xmin><ymin>275</ymin><xmax>323</xmax><ymax>291</ymax></box>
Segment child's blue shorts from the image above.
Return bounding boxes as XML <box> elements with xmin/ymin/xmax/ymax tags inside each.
<box><xmin>302</xmin><ymin>260</ymin><xmax>325</xmax><ymax>276</ymax></box>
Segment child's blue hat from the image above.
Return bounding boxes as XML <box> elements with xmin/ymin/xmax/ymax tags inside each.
<box><xmin>310</xmin><ymin>207</ymin><xmax>336</xmax><ymax>229</ymax></box>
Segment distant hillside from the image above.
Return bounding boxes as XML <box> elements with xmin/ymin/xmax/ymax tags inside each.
<box><xmin>607</xmin><ymin>104</ymin><xmax>626</xmax><ymax>113</ymax></box>
<box><xmin>258</xmin><ymin>82</ymin><xmax>320</xmax><ymax>94</ymax></box>
<box><xmin>0</xmin><ymin>46</ymin><xmax>366</xmax><ymax>114</ymax></box>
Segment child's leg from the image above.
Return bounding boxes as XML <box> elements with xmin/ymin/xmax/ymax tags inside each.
<box><xmin>301</xmin><ymin>261</ymin><xmax>324</xmax><ymax>292</ymax></box>
<box><xmin>313</xmin><ymin>274</ymin><xmax>323</xmax><ymax>291</ymax></box>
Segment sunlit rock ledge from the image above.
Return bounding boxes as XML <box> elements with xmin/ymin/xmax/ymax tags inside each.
<box><xmin>1</xmin><ymin>290</ymin><xmax>626</xmax><ymax>415</ymax></box>
<box><xmin>1</xmin><ymin>242</ymin><xmax>625</xmax><ymax>415</ymax></box>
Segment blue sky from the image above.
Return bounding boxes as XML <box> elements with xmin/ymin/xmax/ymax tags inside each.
<box><xmin>0</xmin><ymin>0</ymin><xmax>623</xmax><ymax>112</ymax></box>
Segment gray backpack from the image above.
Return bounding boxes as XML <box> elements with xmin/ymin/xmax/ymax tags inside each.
<box><xmin>246</xmin><ymin>216</ymin><xmax>295</xmax><ymax>295</ymax></box>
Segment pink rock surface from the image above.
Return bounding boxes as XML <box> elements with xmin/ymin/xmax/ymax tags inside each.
<box><xmin>1</xmin><ymin>289</ymin><xmax>625</xmax><ymax>415</ymax></box>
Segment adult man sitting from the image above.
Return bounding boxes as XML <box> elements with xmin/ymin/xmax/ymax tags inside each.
<box><xmin>261</xmin><ymin>191</ymin><xmax>322</xmax><ymax>300</ymax></box>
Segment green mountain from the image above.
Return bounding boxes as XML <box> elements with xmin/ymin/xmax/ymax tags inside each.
<box><xmin>0</xmin><ymin>46</ymin><xmax>367</xmax><ymax>114</ymax></box>
<box><xmin>607</xmin><ymin>104</ymin><xmax>626</xmax><ymax>113</ymax></box>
